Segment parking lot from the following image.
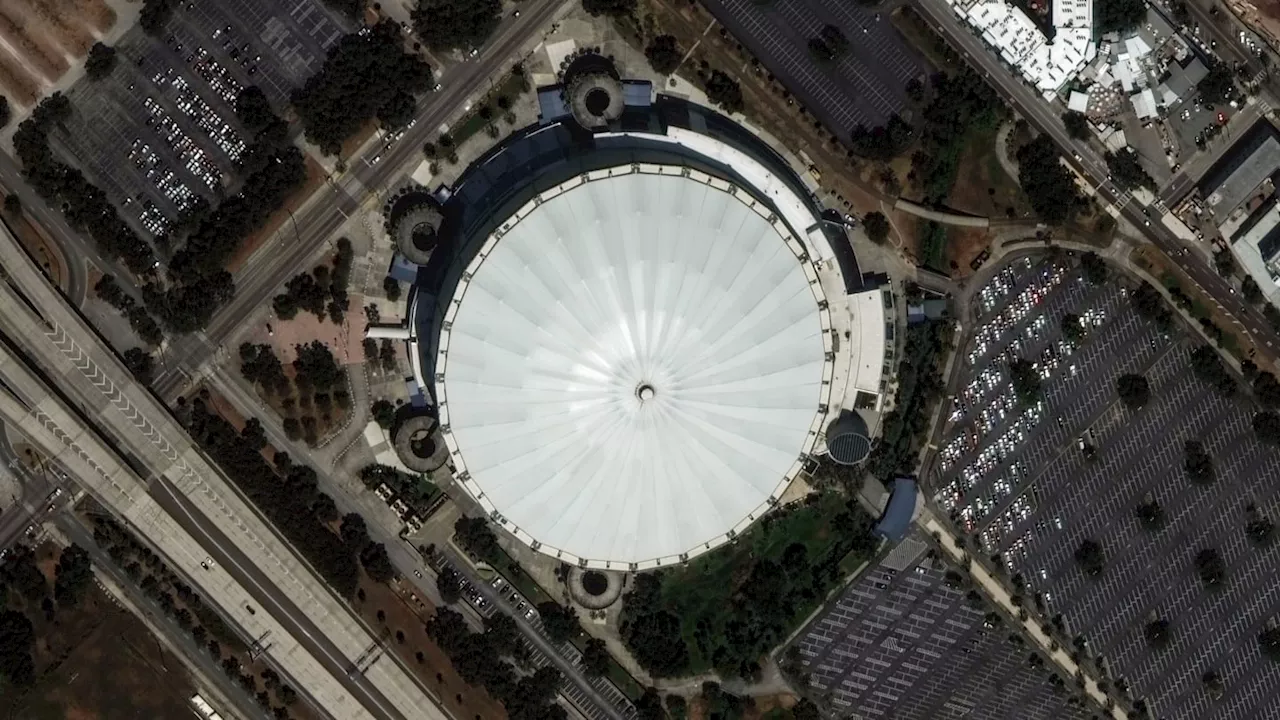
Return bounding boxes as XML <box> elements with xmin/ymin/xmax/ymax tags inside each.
<box><xmin>789</xmin><ymin>531</ymin><xmax>1093</xmax><ymax>719</ymax></box>
<box><xmin>701</xmin><ymin>0</ymin><xmax>922</xmax><ymax>133</ymax></box>
<box><xmin>932</xmin><ymin>253</ymin><xmax>1280</xmax><ymax>720</ymax></box>
<box><xmin>53</xmin><ymin>0</ymin><xmax>351</xmax><ymax>240</ymax></box>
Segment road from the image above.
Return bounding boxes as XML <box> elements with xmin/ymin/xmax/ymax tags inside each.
<box><xmin>0</xmin><ymin>423</ymin><xmax>60</xmax><ymax>550</ymax></box>
<box><xmin>151</xmin><ymin>0</ymin><xmax>570</xmax><ymax>399</ymax></box>
<box><xmin>913</xmin><ymin>0</ymin><xmax>1280</xmax><ymax>356</ymax></box>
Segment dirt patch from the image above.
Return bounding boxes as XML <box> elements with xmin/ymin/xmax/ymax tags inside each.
<box><xmin>227</xmin><ymin>153</ymin><xmax>329</xmax><ymax>273</ymax></box>
<box><xmin>945</xmin><ymin>226</ymin><xmax>995</xmax><ymax>276</ymax></box>
<box><xmin>3</xmin><ymin>211</ymin><xmax>67</xmax><ymax>290</ymax></box>
<box><xmin>947</xmin><ymin>127</ymin><xmax>1032</xmax><ymax>221</ymax></box>
<box><xmin>0</xmin><ymin>51</ymin><xmax>41</xmax><ymax>106</ymax></box>
<box><xmin>0</xmin><ymin>8</ymin><xmax>69</xmax><ymax>82</ymax></box>
<box><xmin>10</xmin><ymin>0</ymin><xmax>95</xmax><ymax>57</ymax></box>
<box><xmin>6</xmin><ymin>544</ymin><xmax>198</xmax><ymax>720</ymax></box>
<box><xmin>352</xmin><ymin>574</ymin><xmax>509</xmax><ymax>720</ymax></box>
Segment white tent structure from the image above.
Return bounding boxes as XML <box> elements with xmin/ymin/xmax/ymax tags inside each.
<box><xmin>436</xmin><ymin>165</ymin><xmax>835</xmax><ymax>569</ymax></box>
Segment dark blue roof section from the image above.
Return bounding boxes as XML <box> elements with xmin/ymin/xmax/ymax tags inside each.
<box><xmin>388</xmin><ymin>254</ymin><xmax>419</xmax><ymax>284</ymax></box>
<box><xmin>537</xmin><ymin>86</ymin><xmax>570</xmax><ymax>123</ymax></box>
<box><xmin>622</xmin><ymin>80</ymin><xmax>653</xmax><ymax>107</ymax></box>
<box><xmin>875</xmin><ymin>477</ymin><xmax>917</xmax><ymax>541</ymax></box>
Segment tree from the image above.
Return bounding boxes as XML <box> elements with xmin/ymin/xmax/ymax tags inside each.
<box><xmin>1199</xmin><ymin>62</ymin><xmax>1236</xmax><ymax>105</ymax></box>
<box><xmin>239</xmin><ymin>343</ymin><xmax>288</xmax><ymax>394</ymax></box>
<box><xmin>850</xmin><ymin>114</ymin><xmax>913</xmax><ymax>161</ymax></box>
<box><xmin>582</xmin><ymin>0</ymin><xmax>637</xmax><ymax>16</ymax></box>
<box><xmin>378</xmin><ymin>90</ymin><xmax>417</xmax><ymax>131</ymax></box>
<box><xmin>704</xmin><ymin>70</ymin><xmax>744</xmax><ymax>115</ymax></box>
<box><xmin>1213</xmin><ymin>249</ymin><xmax>1236</xmax><ymax>277</ymax></box>
<box><xmin>808</xmin><ymin>24</ymin><xmax>849</xmax><ymax>65</ymax></box>
<box><xmin>138</xmin><ymin>0</ymin><xmax>175</xmax><ymax>35</ymax></box>
<box><xmin>1260</xmin><ymin>626</ymin><xmax>1280</xmax><ymax>663</ymax></box>
<box><xmin>537</xmin><ymin>602</ymin><xmax>580</xmax><ymax>644</ymax></box>
<box><xmin>1060</xmin><ymin>313</ymin><xmax>1085</xmax><ymax>343</ymax></box>
<box><xmin>1009</xmin><ymin>358</ymin><xmax>1042</xmax><ymax>405</ymax></box>
<box><xmin>84</xmin><ymin>42</ymin><xmax>118</xmax><ymax>80</ymax></box>
<box><xmin>1081</xmin><ymin>252</ymin><xmax>1108</xmax><ymax>285</ymax></box>
<box><xmin>359</xmin><ymin>542</ymin><xmax>396</xmax><ymax>583</ymax></box>
<box><xmin>123</xmin><ymin>347</ymin><xmax>156</xmax><ymax>385</ymax></box>
<box><xmin>1254</xmin><ymin>371</ymin><xmax>1280</xmax><ymax>408</ymax></box>
<box><xmin>1097</xmin><ymin>0</ymin><xmax>1147</xmax><ymax>32</ymax></box>
<box><xmin>292</xmin><ymin>21</ymin><xmax>433</xmax><ymax>155</ymax></box>
<box><xmin>235</xmin><ymin>86</ymin><xmax>278</xmax><ymax>135</ymax></box>
<box><xmin>1245</xmin><ymin>506</ymin><xmax>1275</xmax><ymax>547</ymax></box>
<box><xmin>411</xmin><ymin>0</ymin><xmax>501</xmax><ymax>52</ymax></box>
<box><xmin>1134</xmin><ymin>499</ymin><xmax>1165</xmax><ymax>531</ymax></box>
<box><xmin>580</xmin><ymin>637</ymin><xmax>610</xmax><ymax>676</ymax></box>
<box><xmin>1129</xmin><ymin>282</ymin><xmax>1171</xmax><ymax>329</ymax></box>
<box><xmin>1189</xmin><ymin>345</ymin><xmax>1235</xmax><ymax>397</ymax></box>
<box><xmin>1017</xmin><ymin>135</ymin><xmax>1083</xmax><ymax>225</ymax></box>
<box><xmin>371</xmin><ymin>399</ymin><xmax>396</xmax><ymax>429</ymax></box>
<box><xmin>0</xmin><ymin>610</ymin><xmax>35</xmax><ymax>687</ymax></box>
<box><xmin>3</xmin><ymin>193</ymin><xmax>20</xmax><ymax>215</ymax></box>
<box><xmin>1203</xmin><ymin>669</ymin><xmax>1225</xmax><ymax>698</ymax></box>
<box><xmin>0</xmin><ymin>96</ymin><xmax>9</xmax><ymax>128</ymax></box>
<box><xmin>1074</xmin><ymin>539</ymin><xmax>1105</xmax><ymax>577</ymax></box>
<box><xmin>1193</xmin><ymin>547</ymin><xmax>1226</xmax><ymax>589</ymax></box>
<box><xmin>383</xmin><ymin>276</ymin><xmax>402</xmax><ymax>301</ymax></box>
<box><xmin>484</xmin><ymin>612</ymin><xmax>521</xmax><ymax>656</ymax></box>
<box><xmin>1116</xmin><ymin>373</ymin><xmax>1150</xmax><ymax>409</ymax></box>
<box><xmin>437</xmin><ymin>566</ymin><xmax>463</xmax><ymax>604</ymax></box>
<box><xmin>293</xmin><ymin>341</ymin><xmax>344</xmax><ymax>391</ymax></box>
<box><xmin>863</xmin><ymin>211</ymin><xmax>890</xmax><ymax>244</ymax></box>
<box><xmin>1104</xmin><ymin>150</ymin><xmax>1156</xmax><ymax>191</ymax></box>
<box><xmin>379</xmin><ymin>339</ymin><xmax>398</xmax><ymax>372</ymax></box>
<box><xmin>644</xmin><ymin>35</ymin><xmax>681</xmax><ymax>75</ymax></box>
<box><xmin>1253</xmin><ymin>410</ymin><xmax>1280</xmax><ymax>446</ymax></box>
<box><xmin>1184</xmin><ymin>440</ymin><xmax>1215</xmax><ymax>484</ymax></box>
<box><xmin>1062</xmin><ymin>111</ymin><xmax>1089</xmax><ymax>140</ymax></box>
<box><xmin>453</xmin><ymin>516</ymin><xmax>499</xmax><ymax>559</ymax></box>
<box><xmin>1242</xmin><ymin>275</ymin><xmax>1262</xmax><ymax>303</ymax></box>
<box><xmin>53</xmin><ymin>544</ymin><xmax>93</xmax><ymax>607</ymax></box>
<box><xmin>1144</xmin><ymin>618</ymin><xmax>1171</xmax><ymax>650</ymax></box>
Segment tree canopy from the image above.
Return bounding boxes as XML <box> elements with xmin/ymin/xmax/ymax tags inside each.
<box><xmin>53</xmin><ymin>544</ymin><xmax>94</xmax><ymax>607</ymax></box>
<box><xmin>1009</xmin><ymin>358</ymin><xmax>1042</xmax><ymax>405</ymax></box>
<box><xmin>850</xmin><ymin>114</ymin><xmax>913</xmax><ymax>162</ymax></box>
<box><xmin>1116</xmin><ymin>373</ymin><xmax>1150</xmax><ymax>409</ymax></box>
<box><xmin>863</xmin><ymin>211</ymin><xmax>890</xmax><ymax>244</ymax></box>
<box><xmin>1193</xmin><ymin>547</ymin><xmax>1226</xmax><ymax>589</ymax></box>
<box><xmin>1105</xmin><ymin>150</ymin><xmax>1155</xmax><ymax>190</ymax></box>
<box><xmin>1062</xmin><ymin>111</ymin><xmax>1089</xmax><ymax>140</ymax></box>
<box><xmin>84</xmin><ymin>42</ymin><xmax>118</xmax><ymax>81</ymax></box>
<box><xmin>644</xmin><ymin>35</ymin><xmax>681</xmax><ymax>75</ymax></box>
<box><xmin>1144</xmin><ymin>618</ymin><xmax>1171</xmax><ymax>650</ymax></box>
<box><xmin>582</xmin><ymin>0</ymin><xmax>637</xmax><ymax>16</ymax></box>
<box><xmin>1016</xmin><ymin>135</ymin><xmax>1083</xmax><ymax>225</ymax></box>
<box><xmin>1189</xmin><ymin>344</ymin><xmax>1235</xmax><ymax>397</ymax></box>
<box><xmin>411</xmin><ymin>0</ymin><xmax>501</xmax><ymax>52</ymax></box>
<box><xmin>704</xmin><ymin>70</ymin><xmax>744</xmax><ymax>115</ymax></box>
<box><xmin>1096</xmin><ymin>0</ymin><xmax>1147</xmax><ymax>33</ymax></box>
<box><xmin>0</xmin><ymin>610</ymin><xmax>35</xmax><ymax>687</ymax></box>
<box><xmin>1199</xmin><ymin>62</ymin><xmax>1236</xmax><ymax>105</ymax></box>
<box><xmin>1074</xmin><ymin>538</ymin><xmax>1105</xmax><ymax>576</ymax></box>
<box><xmin>1184</xmin><ymin>440</ymin><xmax>1215</xmax><ymax>485</ymax></box>
<box><xmin>537</xmin><ymin>602</ymin><xmax>580</xmax><ymax>644</ymax></box>
<box><xmin>293</xmin><ymin>20</ymin><xmax>433</xmax><ymax>155</ymax></box>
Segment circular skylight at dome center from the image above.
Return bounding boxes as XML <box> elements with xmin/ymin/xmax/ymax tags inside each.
<box><xmin>439</xmin><ymin>166</ymin><xmax>830</xmax><ymax>566</ymax></box>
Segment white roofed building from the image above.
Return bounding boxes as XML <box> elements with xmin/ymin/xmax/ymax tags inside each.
<box><xmin>397</xmin><ymin>73</ymin><xmax>882</xmax><ymax>570</ymax></box>
<box><xmin>950</xmin><ymin>0</ymin><xmax>1096</xmax><ymax>100</ymax></box>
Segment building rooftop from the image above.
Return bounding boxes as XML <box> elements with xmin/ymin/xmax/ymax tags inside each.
<box><xmin>874</xmin><ymin>476</ymin><xmax>918</xmax><ymax>541</ymax></box>
<box><xmin>1200</xmin><ymin>119</ymin><xmax>1280</xmax><ymax>215</ymax></box>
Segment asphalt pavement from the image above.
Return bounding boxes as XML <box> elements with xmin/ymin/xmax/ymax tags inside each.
<box><xmin>913</xmin><ymin>0</ymin><xmax>1280</xmax><ymax>357</ymax></box>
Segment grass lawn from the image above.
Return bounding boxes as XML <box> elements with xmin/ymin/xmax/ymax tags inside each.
<box><xmin>653</xmin><ymin>493</ymin><xmax>872</xmax><ymax>673</ymax></box>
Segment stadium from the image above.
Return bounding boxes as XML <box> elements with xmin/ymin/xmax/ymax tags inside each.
<box><xmin>384</xmin><ymin>59</ymin><xmax>888</xmax><ymax>570</ymax></box>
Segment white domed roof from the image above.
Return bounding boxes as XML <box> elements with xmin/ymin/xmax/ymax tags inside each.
<box><xmin>439</xmin><ymin>166</ymin><xmax>831</xmax><ymax>566</ymax></box>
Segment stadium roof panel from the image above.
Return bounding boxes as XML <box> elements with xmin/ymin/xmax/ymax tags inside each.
<box><xmin>438</xmin><ymin>166</ymin><xmax>833</xmax><ymax>566</ymax></box>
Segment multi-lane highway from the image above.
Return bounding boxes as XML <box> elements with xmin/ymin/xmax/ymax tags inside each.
<box><xmin>151</xmin><ymin>0</ymin><xmax>570</xmax><ymax>398</ymax></box>
<box><xmin>1</xmin><ymin>218</ymin><xmax>452</xmax><ymax>720</ymax></box>
<box><xmin>914</xmin><ymin>0</ymin><xmax>1280</xmax><ymax>356</ymax></box>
